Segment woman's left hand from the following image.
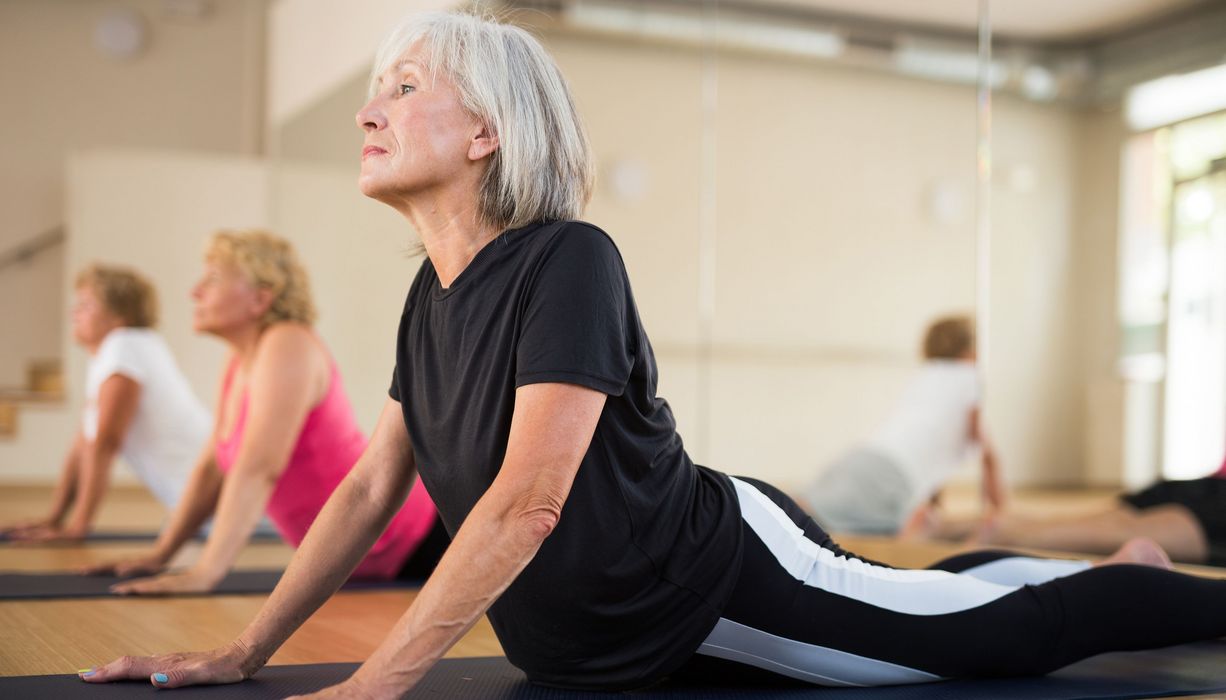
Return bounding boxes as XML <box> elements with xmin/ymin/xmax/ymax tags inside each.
<box><xmin>110</xmin><ymin>567</ymin><xmax>222</xmax><ymax>595</ymax></box>
<box><xmin>9</xmin><ymin>523</ymin><xmax>87</xmax><ymax>544</ymax></box>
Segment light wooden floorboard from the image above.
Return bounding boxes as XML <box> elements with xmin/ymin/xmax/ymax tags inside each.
<box><xmin>1</xmin><ymin>483</ymin><xmax>1223</xmax><ymax>700</ymax></box>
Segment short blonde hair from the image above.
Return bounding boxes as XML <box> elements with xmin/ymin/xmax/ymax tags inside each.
<box><xmin>923</xmin><ymin>315</ymin><xmax>976</xmax><ymax>360</ymax></box>
<box><xmin>369</xmin><ymin>11</ymin><xmax>594</xmax><ymax>231</ymax></box>
<box><xmin>75</xmin><ymin>264</ymin><xmax>158</xmax><ymax>328</ymax></box>
<box><xmin>205</xmin><ymin>230</ymin><xmax>317</xmax><ymax>326</ymax></box>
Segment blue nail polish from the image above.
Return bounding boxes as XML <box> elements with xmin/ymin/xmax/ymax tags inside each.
<box><xmin>78</xmin><ymin>668</ymin><xmax>95</xmax><ymax>677</ymax></box>
<box><xmin>153</xmin><ymin>673</ymin><xmax>168</xmax><ymax>683</ymax></box>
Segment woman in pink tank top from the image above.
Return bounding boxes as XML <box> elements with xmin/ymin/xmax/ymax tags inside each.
<box><xmin>86</xmin><ymin>230</ymin><xmax>445</xmax><ymax>594</ymax></box>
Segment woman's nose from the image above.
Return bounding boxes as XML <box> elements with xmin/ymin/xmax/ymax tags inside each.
<box><xmin>356</xmin><ymin>96</ymin><xmax>388</xmax><ymax>132</ymax></box>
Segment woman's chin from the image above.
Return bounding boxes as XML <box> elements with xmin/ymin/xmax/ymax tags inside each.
<box><xmin>357</xmin><ymin>175</ymin><xmax>402</xmax><ymax>204</ymax></box>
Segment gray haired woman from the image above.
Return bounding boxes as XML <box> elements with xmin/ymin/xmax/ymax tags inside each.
<box><xmin>82</xmin><ymin>11</ymin><xmax>1226</xmax><ymax>697</ymax></box>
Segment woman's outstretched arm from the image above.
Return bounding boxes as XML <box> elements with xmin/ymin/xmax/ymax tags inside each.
<box><xmin>0</xmin><ymin>432</ymin><xmax>84</xmax><ymax>537</ymax></box>
<box><xmin>10</xmin><ymin>376</ymin><xmax>141</xmax><ymax>542</ymax></box>
<box><xmin>293</xmin><ymin>381</ymin><xmax>606</xmax><ymax>699</ymax></box>
<box><xmin>80</xmin><ymin>395</ymin><xmax>422</xmax><ymax>686</ymax></box>
<box><xmin>108</xmin><ymin>325</ymin><xmax>325</xmax><ymax>594</ymax></box>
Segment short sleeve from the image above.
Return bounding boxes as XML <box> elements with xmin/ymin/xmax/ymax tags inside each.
<box><xmin>967</xmin><ymin>365</ymin><xmax>982</xmax><ymax>405</ymax></box>
<box><xmin>389</xmin><ymin>274</ymin><xmax>425</xmax><ymax>404</ymax></box>
<box><xmin>515</xmin><ymin>225</ymin><xmax>635</xmax><ymax>396</ymax></box>
<box><xmin>389</xmin><ymin>365</ymin><xmax>401</xmax><ymax>402</ymax></box>
<box><xmin>96</xmin><ymin>331</ymin><xmax>149</xmax><ymax>385</ymax></box>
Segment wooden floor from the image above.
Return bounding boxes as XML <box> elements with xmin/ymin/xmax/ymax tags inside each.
<box><xmin>1</xmin><ymin>483</ymin><xmax>1223</xmax><ymax>698</ymax></box>
<box><xmin>0</xmin><ymin>484</ymin><xmax>501</xmax><ymax>677</ymax></box>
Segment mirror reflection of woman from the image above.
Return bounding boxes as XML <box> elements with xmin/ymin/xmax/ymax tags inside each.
<box><xmin>1</xmin><ymin>265</ymin><xmax>209</xmax><ymax>543</ymax></box>
<box><xmin>84</xmin><ymin>231</ymin><xmax>445</xmax><ymax>594</ymax></box>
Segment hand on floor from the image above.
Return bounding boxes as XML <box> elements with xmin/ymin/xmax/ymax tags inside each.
<box><xmin>0</xmin><ymin>516</ymin><xmax>57</xmax><ymax>536</ymax></box>
<box><xmin>897</xmin><ymin>503</ymin><xmax>935</xmax><ymax>541</ymax></box>
<box><xmin>7</xmin><ymin>523</ymin><xmax>86</xmax><ymax>544</ymax></box>
<box><xmin>109</xmin><ymin>567</ymin><xmax>221</xmax><ymax>595</ymax></box>
<box><xmin>80</xmin><ymin>551</ymin><xmax>168</xmax><ymax>577</ymax></box>
<box><xmin>78</xmin><ymin>641</ymin><xmax>257</xmax><ymax>688</ymax></box>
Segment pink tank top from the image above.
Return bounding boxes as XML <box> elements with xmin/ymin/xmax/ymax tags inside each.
<box><xmin>215</xmin><ymin>356</ymin><xmax>437</xmax><ymax>580</ymax></box>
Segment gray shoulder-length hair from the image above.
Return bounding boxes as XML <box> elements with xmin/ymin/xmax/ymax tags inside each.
<box><xmin>370</xmin><ymin>11</ymin><xmax>595</xmax><ymax>231</ymax></box>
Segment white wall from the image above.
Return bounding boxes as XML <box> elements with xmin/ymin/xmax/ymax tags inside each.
<box><xmin>269</xmin><ymin>27</ymin><xmax>1111</xmax><ymax>491</ymax></box>
<box><xmin>1071</xmin><ymin>107</ymin><xmax>1130</xmax><ymax>486</ymax></box>
<box><xmin>0</xmin><ymin>150</ymin><xmax>269</xmax><ymax>481</ymax></box>
<box><xmin>267</xmin><ymin>0</ymin><xmax>454</xmax><ymax>127</ymax></box>
<box><xmin>0</xmin><ymin>0</ymin><xmax>265</xmax><ymax>387</ymax></box>
<box><xmin>0</xmin><ymin>243</ymin><xmax>64</xmax><ymax>387</ymax></box>
<box><xmin>268</xmin><ymin>163</ymin><xmax>428</xmax><ymax>431</ymax></box>
<box><xmin>2</xmin><ymin>16</ymin><xmax>1133</xmax><ymax>493</ymax></box>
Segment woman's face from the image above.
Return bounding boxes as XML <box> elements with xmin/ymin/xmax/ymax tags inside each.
<box><xmin>190</xmin><ymin>260</ymin><xmax>266</xmax><ymax>336</ymax></box>
<box><xmin>355</xmin><ymin>42</ymin><xmax>496</xmax><ymax>206</ymax></box>
<box><xmin>71</xmin><ymin>286</ymin><xmax>122</xmax><ymax>348</ymax></box>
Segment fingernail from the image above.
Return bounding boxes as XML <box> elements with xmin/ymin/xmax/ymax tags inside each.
<box><xmin>77</xmin><ymin>668</ymin><xmax>94</xmax><ymax>676</ymax></box>
<box><xmin>153</xmin><ymin>672</ymin><xmax>168</xmax><ymax>684</ymax></box>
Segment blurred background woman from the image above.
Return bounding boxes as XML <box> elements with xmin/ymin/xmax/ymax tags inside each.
<box><xmin>86</xmin><ymin>231</ymin><xmax>445</xmax><ymax>593</ymax></box>
<box><xmin>1</xmin><ymin>264</ymin><xmax>209</xmax><ymax>542</ymax></box>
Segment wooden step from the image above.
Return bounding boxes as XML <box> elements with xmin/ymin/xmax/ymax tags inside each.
<box><xmin>0</xmin><ymin>401</ymin><xmax>16</xmax><ymax>438</ymax></box>
<box><xmin>27</xmin><ymin>358</ymin><xmax>63</xmax><ymax>395</ymax></box>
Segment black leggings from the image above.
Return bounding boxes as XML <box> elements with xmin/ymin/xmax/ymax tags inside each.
<box><xmin>685</xmin><ymin>476</ymin><xmax>1226</xmax><ymax>686</ymax></box>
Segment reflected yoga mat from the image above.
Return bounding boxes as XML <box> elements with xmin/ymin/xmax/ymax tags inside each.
<box><xmin>3</xmin><ymin>644</ymin><xmax>1226</xmax><ymax>699</ymax></box>
<box><xmin>0</xmin><ymin>569</ymin><xmax>417</xmax><ymax>599</ymax></box>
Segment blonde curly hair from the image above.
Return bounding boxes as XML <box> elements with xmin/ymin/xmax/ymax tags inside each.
<box><xmin>205</xmin><ymin>230</ymin><xmax>317</xmax><ymax>326</ymax></box>
<box><xmin>75</xmin><ymin>264</ymin><xmax>158</xmax><ymax>328</ymax></box>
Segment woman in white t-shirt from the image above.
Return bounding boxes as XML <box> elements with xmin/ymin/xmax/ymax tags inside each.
<box><xmin>0</xmin><ymin>264</ymin><xmax>210</xmax><ymax>542</ymax></box>
<box><xmin>804</xmin><ymin>315</ymin><xmax>1004</xmax><ymax>534</ymax></box>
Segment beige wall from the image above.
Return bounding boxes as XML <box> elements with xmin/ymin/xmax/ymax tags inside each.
<box><xmin>267</xmin><ymin>0</ymin><xmax>453</xmax><ymax>127</ymax></box>
<box><xmin>0</xmin><ymin>243</ymin><xmax>64</xmax><ymax>387</ymax></box>
<box><xmin>0</xmin><ymin>0</ymin><xmax>265</xmax><ymax>389</ymax></box>
<box><xmin>272</xmin><ymin>29</ymin><xmax>1112</xmax><ymax>490</ymax></box>
<box><xmin>1072</xmin><ymin>106</ymin><xmax>1132</xmax><ymax>487</ymax></box>
<box><xmin>0</xmin><ymin>150</ymin><xmax>269</xmax><ymax>482</ymax></box>
<box><xmin>1</xmin><ymin>15</ymin><xmax>1134</xmax><ymax>493</ymax></box>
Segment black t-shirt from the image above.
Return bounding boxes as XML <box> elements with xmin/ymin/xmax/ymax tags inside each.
<box><xmin>389</xmin><ymin>220</ymin><xmax>742</xmax><ymax>690</ymax></box>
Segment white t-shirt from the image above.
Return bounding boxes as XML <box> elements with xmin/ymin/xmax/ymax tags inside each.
<box><xmin>865</xmin><ymin>360</ymin><xmax>981</xmax><ymax>510</ymax></box>
<box><xmin>84</xmin><ymin>328</ymin><xmax>210</xmax><ymax>511</ymax></box>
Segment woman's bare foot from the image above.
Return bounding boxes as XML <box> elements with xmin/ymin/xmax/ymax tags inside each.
<box><xmin>969</xmin><ymin>512</ymin><xmax>1001</xmax><ymax>545</ymax></box>
<box><xmin>898</xmin><ymin>504</ymin><xmax>934</xmax><ymax>541</ymax></box>
<box><xmin>1097</xmin><ymin>537</ymin><xmax>1174</xmax><ymax>570</ymax></box>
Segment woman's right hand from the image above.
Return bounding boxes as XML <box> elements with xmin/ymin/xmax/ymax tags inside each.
<box><xmin>79</xmin><ymin>640</ymin><xmax>262</xmax><ymax>689</ymax></box>
<box><xmin>0</xmin><ymin>516</ymin><xmax>58</xmax><ymax>537</ymax></box>
<box><xmin>79</xmin><ymin>551</ymin><xmax>169</xmax><ymax>577</ymax></box>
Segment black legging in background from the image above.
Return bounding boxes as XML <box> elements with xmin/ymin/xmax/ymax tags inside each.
<box><xmin>683</xmin><ymin>477</ymin><xmax>1226</xmax><ymax>686</ymax></box>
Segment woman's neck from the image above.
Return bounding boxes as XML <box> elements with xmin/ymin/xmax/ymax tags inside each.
<box><xmin>220</xmin><ymin>323</ymin><xmax>265</xmax><ymax>370</ymax></box>
<box><xmin>84</xmin><ymin>323</ymin><xmax>125</xmax><ymax>356</ymax></box>
<box><xmin>398</xmin><ymin>190</ymin><xmax>501</xmax><ymax>289</ymax></box>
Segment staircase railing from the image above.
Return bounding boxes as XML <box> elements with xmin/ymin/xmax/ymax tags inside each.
<box><xmin>0</xmin><ymin>226</ymin><xmax>65</xmax><ymax>274</ymax></box>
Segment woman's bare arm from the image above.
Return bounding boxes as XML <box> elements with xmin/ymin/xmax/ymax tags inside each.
<box><xmin>83</xmin><ymin>396</ymin><xmax>422</xmax><ymax>686</ymax></box>
<box><xmin>308</xmin><ymin>382</ymin><xmax>605</xmax><ymax>698</ymax></box>
<box><xmin>13</xmin><ymin>376</ymin><xmax>140</xmax><ymax>542</ymax></box>
<box><xmin>110</xmin><ymin>325</ymin><xmax>326</xmax><ymax>594</ymax></box>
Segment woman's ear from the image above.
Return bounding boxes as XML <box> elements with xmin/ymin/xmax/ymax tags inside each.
<box><xmin>469</xmin><ymin>124</ymin><xmax>500</xmax><ymax>162</ymax></box>
<box><xmin>251</xmin><ymin>287</ymin><xmax>276</xmax><ymax>320</ymax></box>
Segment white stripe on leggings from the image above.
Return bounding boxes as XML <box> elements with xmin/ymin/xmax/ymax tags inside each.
<box><xmin>697</xmin><ymin>618</ymin><xmax>942</xmax><ymax>687</ymax></box>
<box><xmin>958</xmin><ymin>556</ymin><xmax>1091</xmax><ymax>586</ymax></box>
<box><xmin>729</xmin><ymin>477</ymin><xmax>1020</xmax><ymax>616</ymax></box>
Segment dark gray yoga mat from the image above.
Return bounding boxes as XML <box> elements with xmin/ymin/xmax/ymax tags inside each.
<box><xmin>0</xmin><ymin>529</ymin><xmax>282</xmax><ymax>544</ymax></box>
<box><xmin>0</xmin><ymin>569</ymin><xmax>417</xmax><ymax>599</ymax></box>
<box><xmin>4</xmin><ymin>643</ymin><xmax>1225</xmax><ymax>699</ymax></box>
